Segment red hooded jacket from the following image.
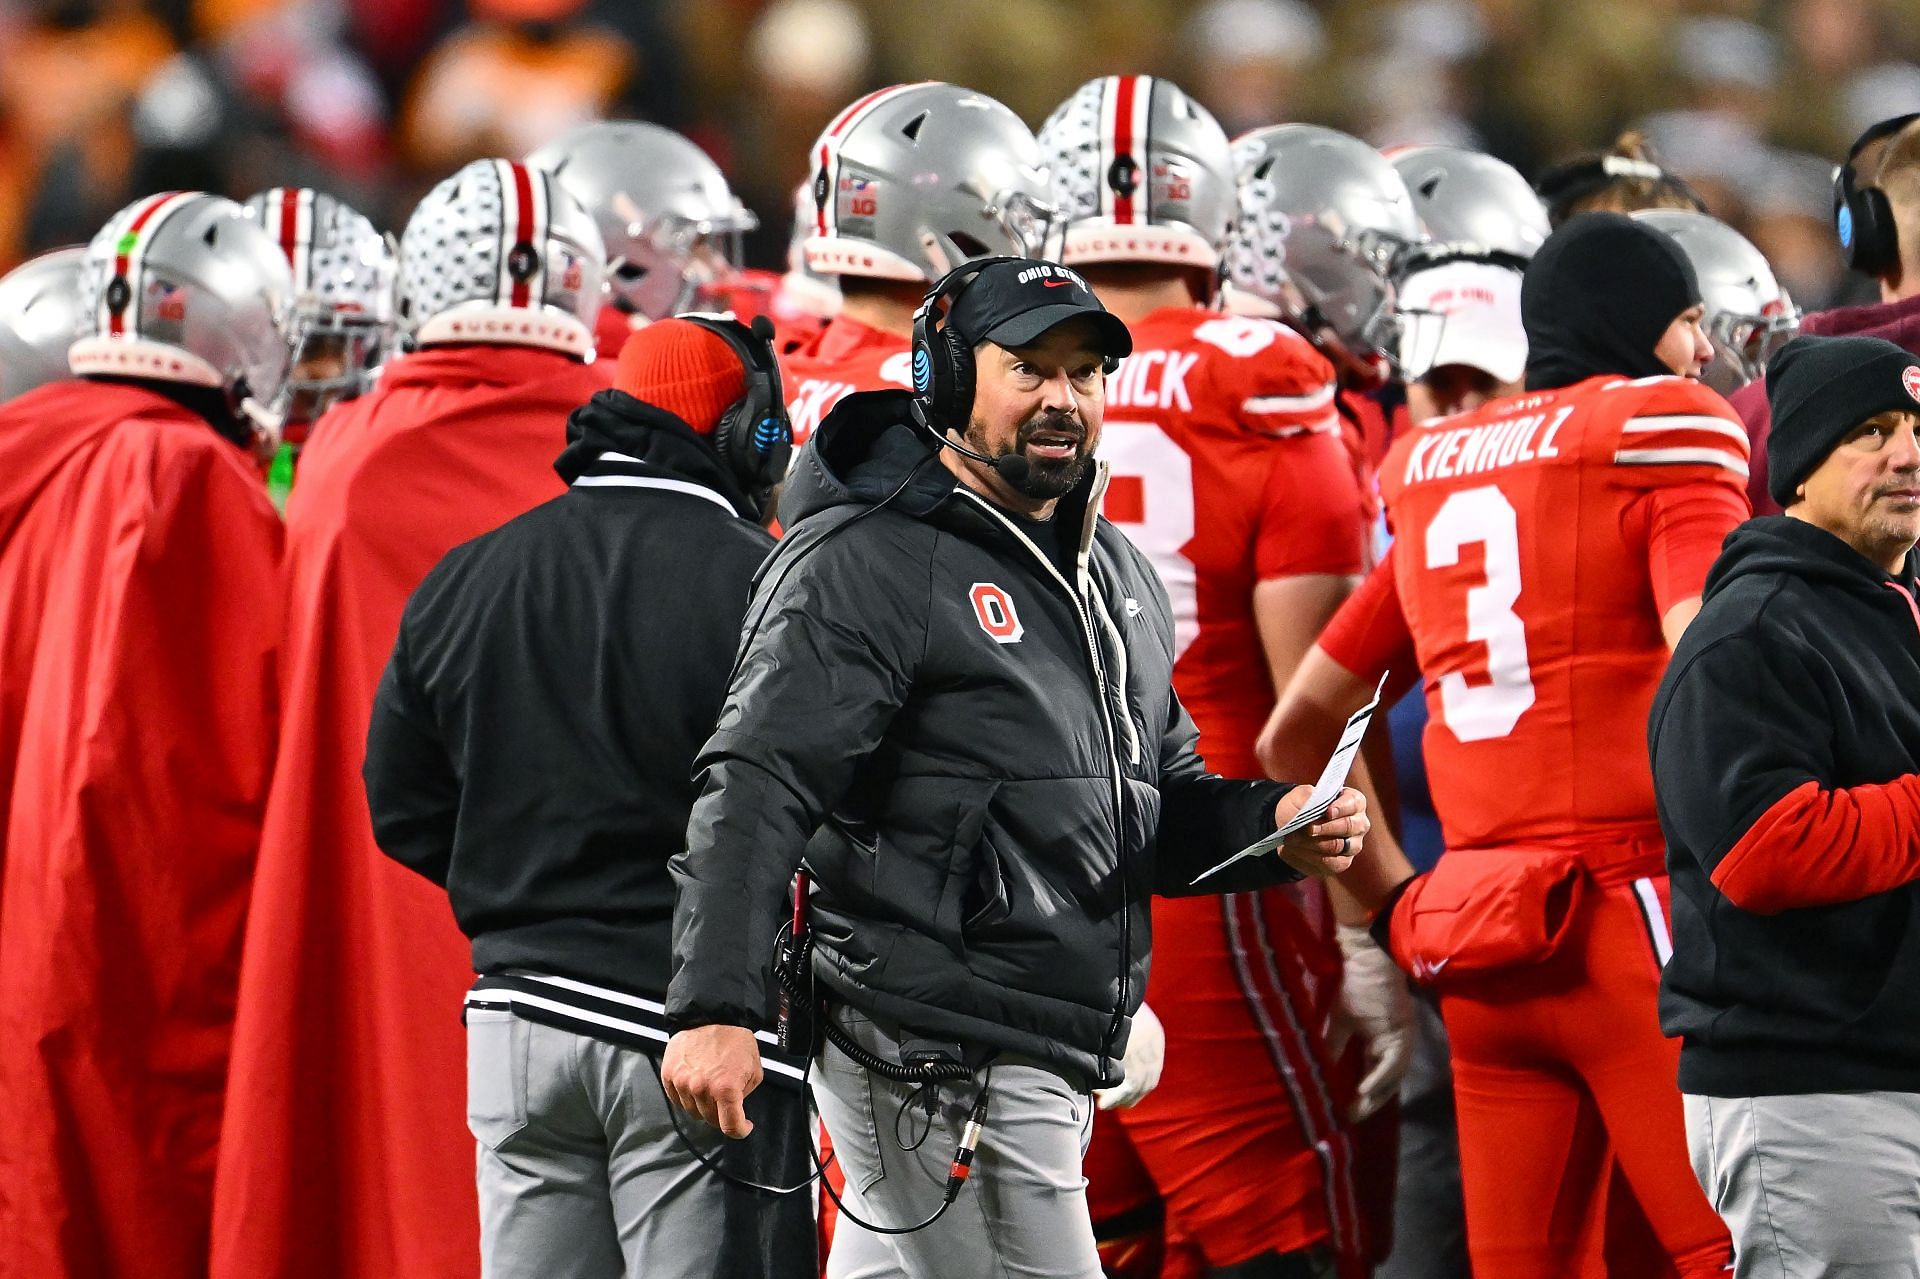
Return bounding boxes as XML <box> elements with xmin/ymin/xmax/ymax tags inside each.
<box><xmin>211</xmin><ymin>344</ymin><xmax>609</xmax><ymax>1279</ymax></box>
<box><xmin>0</xmin><ymin>379</ymin><xmax>282</xmax><ymax>1278</ymax></box>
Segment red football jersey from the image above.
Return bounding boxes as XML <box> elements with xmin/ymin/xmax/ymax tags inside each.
<box><xmin>777</xmin><ymin>314</ymin><xmax>913</xmax><ymax>449</ymax></box>
<box><xmin>1375</xmin><ymin>373</ymin><xmax>1751</xmax><ymax>850</ymax></box>
<box><xmin>1099</xmin><ymin>307</ymin><xmax>1369</xmax><ymax>776</ymax></box>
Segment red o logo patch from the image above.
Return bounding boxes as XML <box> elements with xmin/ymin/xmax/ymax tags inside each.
<box><xmin>969</xmin><ymin>583</ymin><xmax>1024</xmax><ymax>644</ymax></box>
<box><xmin>1903</xmin><ymin>365</ymin><xmax>1920</xmax><ymax>404</ymax></box>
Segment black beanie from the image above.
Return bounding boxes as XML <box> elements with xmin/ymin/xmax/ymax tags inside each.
<box><xmin>1521</xmin><ymin>212</ymin><xmax>1701</xmax><ymax>391</ymax></box>
<box><xmin>1765</xmin><ymin>333</ymin><xmax>1920</xmax><ymax>507</ymax></box>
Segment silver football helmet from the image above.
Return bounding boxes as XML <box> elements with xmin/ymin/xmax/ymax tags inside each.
<box><xmin>779</xmin><ymin>180</ymin><xmax>841</xmax><ymax>320</ymax></box>
<box><xmin>1227</xmin><ymin>124</ymin><xmax>1422</xmax><ymax>371</ymax></box>
<box><xmin>70</xmin><ymin>191</ymin><xmax>296</xmax><ymax>442</ymax></box>
<box><xmin>1633</xmin><ymin>209</ymin><xmax>1799</xmax><ymax>395</ymax></box>
<box><xmin>399</xmin><ymin>158</ymin><xmax>606</xmax><ymax>359</ymax></box>
<box><xmin>1039</xmin><ymin>75</ymin><xmax>1237</xmax><ymax>271</ymax></box>
<box><xmin>243</xmin><ymin>187</ymin><xmax>398</xmax><ymax>427</ymax></box>
<box><xmin>525</xmin><ymin>121</ymin><xmax>757</xmax><ymax>321</ymax></box>
<box><xmin>802</xmin><ymin>81</ymin><xmax>1060</xmax><ymax>282</ymax></box>
<box><xmin>1389</xmin><ymin>145</ymin><xmax>1549</xmax><ymax>263</ymax></box>
<box><xmin>0</xmin><ymin>247</ymin><xmax>84</xmax><ymax>402</ymax></box>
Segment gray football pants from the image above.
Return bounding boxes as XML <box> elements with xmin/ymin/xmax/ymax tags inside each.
<box><xmin>466</xmin><ymin>1007</ymin><xmax>731</xmax><ymax>1279</ymax></box>
<box><xmin>812</xmin><ymin>1005</ymin><xmax>1103</xmax><ymax>1279</ymax></box>
<box><xmin>1685</xmin><ymin>1090</ymin><xmax>1920</xmax><ymax>1278</ymax></box>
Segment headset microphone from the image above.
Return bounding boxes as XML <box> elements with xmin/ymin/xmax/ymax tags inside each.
<box><xmin>910</xmin><ymin>398</ymin><xmax>1035</xmax><ymax>487</ymax></box>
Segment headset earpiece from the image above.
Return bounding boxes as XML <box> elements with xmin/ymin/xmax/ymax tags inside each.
<box><xmin>683</xmin><ymin>314</ymin><xmax>792</xmax><ymax>514</ymax></box>
<box><xmin>939</xmin><ymin>322</ymin><xmax>972</xmax><ymax>427</ymax></box>
<box><xmin>1836</xmin><ymin>113</ymin><xmax>1920</xmax><ymax>277</ymax></box>
<box><xmin>911</xmin><ymin>255</ymin><xmax>1030</xmax><ymax>436</ymax></box>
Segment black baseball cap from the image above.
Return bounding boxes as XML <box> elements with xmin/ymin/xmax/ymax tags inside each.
<box><xmin>947</xmin><ymin>259</ymin><xmax>1133</xmax><ymax>358</ymax></box>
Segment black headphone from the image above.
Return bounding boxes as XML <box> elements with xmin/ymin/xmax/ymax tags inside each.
<box><xmin>676</xmin><ymin>313</ymin><xmax>793</xmax><ymax>506</ymax></box>
<box><xmin>910</xmin><ymin>255</ymin><xmax>1026</xmax><ymax>434</ymax></box>
<box><xmin>1835</xmin><ymin>113</ymin><xmax>1920</xmax><ymax>277</ymax></box>
<box><xmin>910</xmin><ymin>255</ymin><xmax>1124</xmax><ymax>438</ymax></box>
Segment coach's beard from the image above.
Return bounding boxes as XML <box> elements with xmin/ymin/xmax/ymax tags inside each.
<box><xmin>969</xmin><ymin>410</ymin><xmax>1089</xmax><ymax>500</ymax></box>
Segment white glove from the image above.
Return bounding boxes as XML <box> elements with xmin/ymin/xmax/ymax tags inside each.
<box><xmin>1094</xmin><ymin>1000</ymin><xmax>1166</xmax><ymax>1110</ymax></box>
<box><xmin>1328</xmin><ymin>923</ymin><xmax>1415</xmax><ymax>1122</ymax></box>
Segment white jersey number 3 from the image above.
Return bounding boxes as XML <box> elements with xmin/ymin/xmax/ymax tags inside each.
<box><xmin>1423</xmin><ymin>485</ymin><xmax>1535</xmax><ymax>741</ymax></box>
<box><xmin>1100</xmin><ymin>421</ymin><xmax>1198</xmax><ymax>659</ymax></box>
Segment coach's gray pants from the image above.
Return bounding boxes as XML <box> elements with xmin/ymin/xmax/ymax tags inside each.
<box><xmin>1685</xmin><ymin>1090</ymin><xmax>1920</xmax><ymax>1278</ymax></box>
<box><xmin>812</xmin><ymin>1005</ymin><xmax>1103</xmax><ymax>1279</ymax></box>
<box><xmin>466</xmin><ymin>1008</ymin><xmax>729</xmax><ymax>1279</ymax></box>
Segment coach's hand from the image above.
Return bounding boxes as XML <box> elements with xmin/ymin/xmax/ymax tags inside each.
<box><xmin>661</xmin><ymin>1025</ymin><xmax>762</xmax><ymax>1138</ymax></box>
<box><xmin>1274</xmin><ymin>785</ymin><xmax>1367</xmax><ymax>878</ymax></box>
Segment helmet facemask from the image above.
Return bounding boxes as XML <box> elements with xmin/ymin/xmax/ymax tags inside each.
<box><xmin>609</xmin><ymin>207</ymin><xmax>758</xmax><ymax>319</ymax></box>
<box><xmin>282</xmin><ymin>310</ymin><xmax>389</xmax><ymax>427</ymax></box>
<box><xmin>1702</xmin><ymin>302</ymin><xmax>1799</xmax><ymax>395</ymax></box>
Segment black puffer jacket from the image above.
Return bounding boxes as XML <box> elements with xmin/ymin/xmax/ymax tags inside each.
<box><xmin>666</xmin><ymin>391</ymin><xmax>1297</xmax><ymax>1087</ymax></box>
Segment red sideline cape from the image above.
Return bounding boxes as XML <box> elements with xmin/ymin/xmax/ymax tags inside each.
<box><xmin>211</xmin><ymin>345</ymin><xmax>610</xmax><ymax>1279</ymax></box>
<box><xmin>0</xmin><ymin>381</ymin><xmax>282</xmax><ymax>1278</ymax></box>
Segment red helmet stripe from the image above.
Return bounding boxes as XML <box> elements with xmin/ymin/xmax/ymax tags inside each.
<box><xmin>276</xmin><ymin>187</ymin><xmax>317</xmax><ymax>292</ymax></box>
<box><xmin>107</xmin><ymin>190</ymin><xmax>190</xmax><ymax>338</ymax></box>
<box><xmin>508</xmin><ymin>161</ymin><xmax>538</xmax><ymax>308</ymax></box>
<box><xmin>1108</xmin><ymin>76</ymin><xmax>1145</xmax><ymax>226</ymax></box>
<box><xmin>813</xmin><ymin>82</ymin><xmax>935</xmax><ymax>241</ymax></box>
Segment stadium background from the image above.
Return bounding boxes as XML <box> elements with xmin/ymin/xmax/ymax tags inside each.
<box><xmin>4</xmin><ymin>0</ymin><xmax>1920</xmax><ymax>316</ymax></box>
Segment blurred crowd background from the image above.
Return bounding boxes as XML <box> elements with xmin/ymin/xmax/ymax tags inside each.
<box><xmin>4</xmin><ymin>0</ymin><xmax>1918</xmax><ymax>313</ymax></box>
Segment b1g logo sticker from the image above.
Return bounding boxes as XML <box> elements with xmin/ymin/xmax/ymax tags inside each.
<box><xmin>969</xmin><ymin>583</ymin><xmax>1024</xmax><ymax>644</ymax></box>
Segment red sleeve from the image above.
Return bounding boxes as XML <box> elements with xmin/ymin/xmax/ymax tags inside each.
<box><xmin>1640</xmin><ymin>482</ymin><xmax>1750</xmax><ymax>618</ymax></box>
<box><xmin>1314</xmin><ymin>556</ymin><xmax>1420</xmax><ymax>701</ymax></box>
<box><xmin>1255</xmin><ymin>429</ymin><xmax>1369</xmax><ymax>580</ymax></box>
<box><xmin>1712</xmin><ymin>776</ymin><xmax>1920</xmax><ymax>914</ymax></box>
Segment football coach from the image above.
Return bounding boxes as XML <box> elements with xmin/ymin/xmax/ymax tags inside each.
<box><xmin>660</xmin><ymin>256</ymin><xmax>1367</xmax><ymax>1279</ymax></box>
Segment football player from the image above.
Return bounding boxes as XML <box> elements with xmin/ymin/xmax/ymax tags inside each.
<box><xmin>0</xmin><ymin>247</ymin><xmax>84</xmax><ymax>403</ymax></box>
<box><xmin>1272</xmin><ymin>212</ymin><xmax>1744</xmax><ymax>1278</ymax></box>
<box><xmin>779</xmin><ymin>81</ymin><xmax>1058</xmax><ymax>448</ymax></box>
<box><xmin>241</xmin><ymin>188</ymin><xmax>398</xmax><ymax>504</ymax></box>
<box><xmin>0</xmin><ymin>193</ymin><xmax>290</xmax><ymax>1277</ymax></box>
<box><xmin>1227</xmin><ymin>124</ymin><xmax>1422</xmax><ymax>470</ymax></box>
<box><xmin>1390</xmin><ymin>146</ymin><xmax>1548</xmax><ymax>423</ymax></box>
<box><xmin>527</xmin><ymin>120</ymin><xmax>760</xmax><ymax>360</ymax></box>
<box><xmin>214</xmin><ymin>160</ymin><xmax>612</xmax><ymax>1279</ymax></box>
<box><xmin>1040</xmin><ymin>75</ymin><xmax>1393</xmax><ymax>1279</ymax></box>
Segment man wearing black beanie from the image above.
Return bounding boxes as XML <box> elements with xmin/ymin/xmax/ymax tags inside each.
<box><xmin>1651</xmin><ymin>331</ymin><xmax>1920</xmax><ymax>1276</ymax></box>
<box><xmin>1297</xmin><ymin>209</ymin><xmax>1749</xmax><ymax>1276</ymax></box>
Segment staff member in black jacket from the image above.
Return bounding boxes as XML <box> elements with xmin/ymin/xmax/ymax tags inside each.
<box><xmin>362</xmin><ymin>317</ymin><xmax>811</xmax><ymax>1279</ymax></box>
<box><xmin>1651</xmin><ymin>333</ymin><xmax>1920</xmax><ymax>1277</ymax></box>
<box><xmin>660</xmin><ymin>257</ymin><xmax>1368</xmax><ymax>1279</ymax></box>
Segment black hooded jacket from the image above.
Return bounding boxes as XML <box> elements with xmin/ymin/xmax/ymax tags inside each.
<box><xmin>664</xmin><ymin>391</ymin><xmax>1298</xmax><ymax>1088</ymax></box>
<box><xmin>365</xmin><ymin>390</ymin><xmax>776</xmax><ymax>1007</ymax></box>
<box><xmin>1650</xmin><ymin>516</ymin><xmax>1920</xmax><ymax>1095</ymax></box>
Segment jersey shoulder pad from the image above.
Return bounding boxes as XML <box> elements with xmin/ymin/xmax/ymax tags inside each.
<box><xmin>1179</xmin><ymin>313</ymin><xmax>1337</xmax><ymax>436</ymax></box>
<box><xmin>1602</xmin><ymin>375</ymin><xmax>1750</xmax><ymax>487</ymax></box>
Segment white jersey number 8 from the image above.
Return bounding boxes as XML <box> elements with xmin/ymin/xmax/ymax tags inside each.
<box><xmin>1424</xmin><ymin>485</ymin><xmax>1536</xmax><ymax>741</ymax></box>
<box><xmin>1099</xmin><ymin>420</ymin><xmax>1198</xmax><ymax>659</ymax></box>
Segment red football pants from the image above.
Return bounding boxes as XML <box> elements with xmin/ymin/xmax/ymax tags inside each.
<box><xmin>1086</xmin><ymin>888</ymin><xmax>1368</xmax><ymax>1272</ymax></box>
<box><xmin>1439</xmin><ymin>875</ymin><xmax>1730</xmax><ymax>1279</ymax></box>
